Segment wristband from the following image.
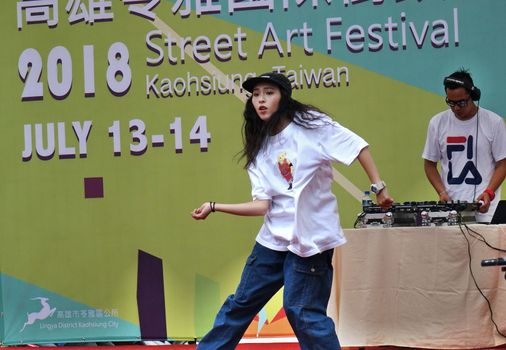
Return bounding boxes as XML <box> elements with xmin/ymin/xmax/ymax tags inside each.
<box><xmin>483</xmin><ymin>188</ymin><xmax>495</xmax><ymax>201</ymax></box>
<box><xmin>210</xmin><ymin>201</ymin><xmax>216</xmax><ymax>212</ymax></box>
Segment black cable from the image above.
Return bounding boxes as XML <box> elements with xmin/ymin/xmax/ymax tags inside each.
<box><xmin>473</xmin><ymin>102</ymin><xmax>479</xmax><ymax>202</ymax></box>
<box><xmin>458</xmin><ymin>218</ymin><xmax>506</xmax><ymax>338</ymax></box>
<box><xmin>463</xmin><ymin>223</ymin><xmax>506</xmax><ymax>253</ymax></box>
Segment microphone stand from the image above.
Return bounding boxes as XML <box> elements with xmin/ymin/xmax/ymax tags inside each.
<box><xmin>481</xmin><ymin>258</ymin><xmax>506</xmax><ymax>280</ymax></box>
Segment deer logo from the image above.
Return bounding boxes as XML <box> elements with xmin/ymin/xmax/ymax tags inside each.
<box><xmin>20</xmin><ymin>297</ymin><xmax>56</xmax><ymax>332</ymax></box>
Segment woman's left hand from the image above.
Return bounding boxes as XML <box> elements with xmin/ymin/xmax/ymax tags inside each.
<box><xmin>376</xmin><ymin>189</ymin><xmax>394</xmax><ymax>209</ymax></box>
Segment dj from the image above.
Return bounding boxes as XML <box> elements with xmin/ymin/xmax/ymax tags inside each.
<box><xmin>422</xmin><ymin>68</ymin><xmax>506</xmax><ymax>223</ymax></box>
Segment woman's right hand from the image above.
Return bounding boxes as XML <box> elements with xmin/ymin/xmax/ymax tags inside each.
<box><xmin>191</xmin><ymin>202</ymin><xmax>212</xmax><ymax>220</ymax></box>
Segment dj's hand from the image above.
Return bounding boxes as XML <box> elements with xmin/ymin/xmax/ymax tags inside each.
<box><xmin>439</xmin><ymin>191</ymin><xmax>451</xmax><ymax>202</ymax></box>
<box><xmin>376</xmin><ymin>189</ymin><xmax>394</xmax><ymax>209</ymax></box>
<box><xmin>476</xmin><ymin>192</ymin><xmax>491</xmax><ymax>213</ymax></box>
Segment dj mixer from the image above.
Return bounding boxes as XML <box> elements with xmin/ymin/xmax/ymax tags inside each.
<box><xmin>356</xmin><ymin>201</ymin><xmax>480</xmax><ymax>228</ymax></box>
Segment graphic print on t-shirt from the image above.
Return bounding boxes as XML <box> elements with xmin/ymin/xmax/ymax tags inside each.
<box><xmin>277</xmin><ymin>152</ymin><xmax>293</xmax><ymax>190</ymax></box>
<box><xmin>447</xmin><ymin>135</ymin><xmax>482</xmax><ymax>185</ymax></box>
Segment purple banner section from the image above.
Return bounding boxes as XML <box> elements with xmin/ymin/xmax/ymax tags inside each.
<box><xmin>83</xmin><ymin>177</ymin><xmax>104</xmax><ymax>198</ymax></box>
<box><xmin>136</xmin><ymin>250</ymin><xmax>167</xmax><ymax>340</ymax></box>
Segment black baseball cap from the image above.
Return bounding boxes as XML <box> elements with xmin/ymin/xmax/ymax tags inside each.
<box><xmin>242</xmin><ymin>72</ymin><xmax>292</xmax><ymax>96</ymax></box>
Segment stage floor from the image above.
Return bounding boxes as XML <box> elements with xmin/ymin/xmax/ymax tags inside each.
<box><xmin>11</xmin><ymin>345</ymin><xmax>506</xmax><ymax>350</ymax></box>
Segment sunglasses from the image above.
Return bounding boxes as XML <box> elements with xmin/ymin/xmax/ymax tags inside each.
<box><xmin>445</xmin><ymin>97</ymin><xmax>470</xmax><ymax>108</ymax></box>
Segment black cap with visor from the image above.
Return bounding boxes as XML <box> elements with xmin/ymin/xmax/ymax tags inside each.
<box><xmin>242</xmin><ymin>72</ymin><xmax>292</xmax><ymax>96</ymax></box>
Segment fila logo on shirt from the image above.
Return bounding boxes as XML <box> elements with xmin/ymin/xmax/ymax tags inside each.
<box><xmin>447</xmin><ymin>135</ymin><xmax>482</xmax><ymax>185</ymax></box>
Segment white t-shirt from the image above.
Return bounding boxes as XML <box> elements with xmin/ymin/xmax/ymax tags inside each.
<box><xmin>422</xmin><ymin>107</ymin><xmax>506</xmax><ymax>222</ymax></box>
<box><xmin>248</xmin><ymin>112</ymin><xmax>368</xmax><ymax>257</ymax></box>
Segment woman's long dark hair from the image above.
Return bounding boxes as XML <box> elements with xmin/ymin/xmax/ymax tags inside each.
<box><xmin>240</xmin><ymin>89</ymin><xmax>325</xmax><ymax>168</ymax></box>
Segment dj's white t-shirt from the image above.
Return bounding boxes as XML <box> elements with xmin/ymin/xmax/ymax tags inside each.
<box><xmin>422</xmin><ymin>107</ymin><xmax>506</xmax><ymax>222</ymax></box>
<box><xmin>248</xmin><ymin>112</ymin><xmax>368</xmax><ymax>257</ymax></box>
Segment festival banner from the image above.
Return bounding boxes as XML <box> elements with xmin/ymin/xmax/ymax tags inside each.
<box><xmin>1</xmin><ymin>0</ymin><xmax>505</xmax><ymax>344</ymax></box>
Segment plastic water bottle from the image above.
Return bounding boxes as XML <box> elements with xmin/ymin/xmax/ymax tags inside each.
<box><xmin>362</xmin><ymin>191</ymin><xmax>372</xmax><ymax>208</ymax></box>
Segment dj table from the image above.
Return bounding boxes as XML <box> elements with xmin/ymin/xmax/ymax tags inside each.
<box><xmin>333</xmin><ymin>224</ymin><xmax>506</xmax><ymax>348</ymax></box>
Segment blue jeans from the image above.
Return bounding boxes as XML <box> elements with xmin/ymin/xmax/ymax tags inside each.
<box><xmin>197</xmin><ymin>243</ymin><xmax>341</xmax><ymax>350</ymax></box>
